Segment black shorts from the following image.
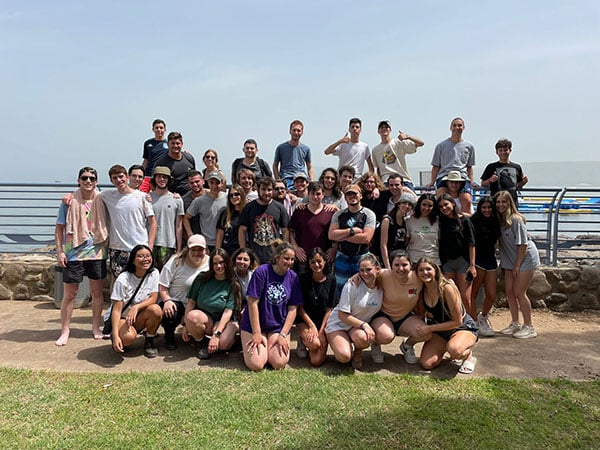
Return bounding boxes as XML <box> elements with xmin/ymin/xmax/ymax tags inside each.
<box><xmin>63</xmin><ymin>260</ymin><xmax>107</xmax><ymax>284</ymax></box>
<box><xmin>372</xmin><ymin>310</ymin><xmax>414</xmax><ymax>335</ymax></box>
<box><xmin>428</xmin><ymin>314</ymin><xmax>479</xmax><ymax>341</ymax></box>
<box><xmin>475</xmin><ymin>256</ymin><xmax>498</xmax><ymax>271</ymax></box>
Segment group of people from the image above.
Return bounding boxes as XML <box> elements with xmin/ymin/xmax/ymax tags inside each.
<box><xmin>53</xmin><ymin>116</ymin><xmax>538</xmax><ymax>374</ymax></box>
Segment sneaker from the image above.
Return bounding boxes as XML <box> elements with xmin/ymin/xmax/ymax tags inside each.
<box><xmin>371</xmin><ymin>343</ymin><xmax>384</xmax><ymax>364</ymax></box>
<box><xmin>399</xmin><ymin>338</ymin><xmax>418</xmax><ymax>364</ymax></box>
<box><xmin>477</xmin><ymin>313</ymin><xmax>495</xmax><ymax>337</ymax></box>
<box><xmin>296</xmin><ymin>340</ymin><xmax>308</xmax><ymax>359</ymax></box>
<box><xmin>500</xmin><ymin>322</ymin><xmax>522</xmax><ymax>335</ymax></box>
<box><xmin>164</xmin><ymin>330</ymin><xmax>177</xmax><ymax>351</ymax></box>
<box><xmin>144</xmin><ymin>333</ymin><xmax>159</xmax><ymax>358</ymax></box>
<box><xmin>197</xmin><ymin>338</ymin><xmax>210</xmax><ymax>360</ymax></box>
<box><xmin>513</xmin><ymin>325</ymin><xmax>538</xmax><ymax>339</ymax></box>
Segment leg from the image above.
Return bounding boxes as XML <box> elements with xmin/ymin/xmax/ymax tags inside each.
<box><xmin>185</xmin><ymin>309</ymin><xmax>214</xmax><ymax>341</ymax></box>
<box><xmin>458</xmin><ymin>191</ymin><xmax>473</xmax><ymax>215</ymax></box>
<box><xmin>326</xmin><ymin>330</ymin><xmax>353</xmax><ymax>364</ymax></box>
<box><xmin>419</xmin><ymin>333</ymin><xmax>448</xmax><ymax>370</ymax></box>
<box><xmin>454</xmin><ymin>273</ymin><xmax>473</xmax><ymax>317</ymax></box>
<box><xmin>135</xmin><ymin>303</ymin><xmax>163</xmax><ymax>335</ymax></box>
<box><xmin>56</xmin><ymin>283</ymin><xmax>79</xmax><ymax>346</ymax></box>
<box><xmin>398</xmin><ymin>315</ymin><xmax>429</xmax><ymax>345</ymax></box>
<box><xmin>308</xmin><ymin>332</ymin><xmax>328</xmax><ymax>367</ymax></box>
<box><xmin>89</xmin><ymin>278</ymin><xmax>105</xmax><ymax>339</ymax></box>
<box><xmin>513</xmin><ymin>270</ymin><xmax>536</xmax><ymax>326</ymax></box>
<box><xmin>267</xmin><ymin>332</ymin><xmax>291</xmax><ymax>370</ymax></box>
<box><xmin>503</xmin><ymin>269</ymin><xmax>521</xmax><ymax>323</ymax></box>
<box><xmin>216</xmin><ymin>320</ymin><xmax>239</xmax><ymax>351</ymax></box>
<box><xmin>370</xmin><ymin>316</ymin><xmax>395</xmax><ymax>345</ymax></box>
<box><xmin>471</xmin><ymin>267</ymin><xmax>486</xmax><ymax>317</ymax></box>
<box><xmin>446</xmin><ymin>330</ymin><xmax>477</xmax><ymax>361</ymax></box>
<box><xmin>241</xmin><ymin>330</ymin><xmax>268</xmax><ymax>371</ymax></box>
<box><xmin>297</xmin><ymin>323</ymin><xmax>322</xmax><ymax>352</ymax></box>
<box><xmin>481</xmin><ymin>269</ymin><xmax>498</xmax><ymax>316</ymax></box>
<box><xmin>348</xmin><ymin>327</ymin><xmax>370</xmax><ymax>368</ymax></box>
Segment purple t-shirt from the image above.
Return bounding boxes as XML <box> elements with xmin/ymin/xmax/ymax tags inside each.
<box><xmin>240</xmin><ymin>264</ymin><xmax>303</xmax><ymax>333</ymax></box>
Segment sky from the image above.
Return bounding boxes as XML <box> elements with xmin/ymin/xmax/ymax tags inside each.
<box><xmin>1</xmin><ymin>0</ymin><xmax>599</xmax><ymax>184</ymax></box>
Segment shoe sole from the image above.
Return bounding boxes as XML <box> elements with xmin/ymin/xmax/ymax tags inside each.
<box><xmin>513</xmin><ymin>332</ymin><xmax>537</xmax><ymax>339</ymax></box>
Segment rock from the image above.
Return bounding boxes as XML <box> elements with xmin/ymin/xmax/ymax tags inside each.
<box><xmin>3</xmin><ymin>265</ymin><xmax>25</xmax><ymax>285</ymax></box>
<box><xmin>0</xmin><ymin>283</ymin><xmax>12</xmax><ymax>300</ymax></box>
<box><xmin>544</xmin><ymin>267</ymin><xmax>580</xmax><ymax>283</ymax></box>
<box><xmin>13</xmin><ymin>283</ymin><xmax>29</xmax><ymax>300</ymax></box>
<box><xmin>528</xmin><ymin>270</ymin><xmax>552</xmax><ymax>298</ymax></box>
<box><xmin>31</xmin><ymin>295</ymin><xmax>55</xmax><ymax>302</ymax></box>
<box><xmin>546</xmin><ymin>293</ymin><xmax>568</xmax><ymax>306</ymax></box>
<box><xmin>570</xmin><ymin>292</ymin><xmax>600</xmax><ymax>311</ymax></box>
<box><xmin>532</xmin><ymin>299</ymin><xmax>547</xmax><ymax>309</ymax></box>
<box><xmin>580</xmin><ymin>267</ymin><xmax>600</xmax><ymax>288</ymax></box>
<box><xmin>558</xmin><ymin>281</ymin><xmax>579</xmax><ymax>294</ymax></box>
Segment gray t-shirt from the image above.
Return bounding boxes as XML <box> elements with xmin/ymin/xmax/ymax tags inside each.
<box><xmin>150</xmin><ymin>191</ymin><xmax>184</xmax><ymax>248</ymax></box>
<box><xmin>187</xmin><ymin>193</ymin><xmax>227</xmax><ymax>246</ymax></box>
<box><xmin>431</xmin><ymin>138</ymin><xmax>476</xmax><ymax>180</ymax></box>
<box><xmin>498</xmin><ymin>218</ymin><xmax>540</xmax><ymax>271</ymax></box>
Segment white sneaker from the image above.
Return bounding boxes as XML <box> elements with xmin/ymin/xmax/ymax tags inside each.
<box><xmin>500</xmin><ymin>322</ymin><xmax>521</xmax><ymax>335</ymax></box>
<box><xmin>477</xmin><ymin>313</ymin><xmax>495</xmax><ymax>337</ymax></box>
<box><xmin>399</xmin><ymin>338</ymin><xmax>418</xmax><ymax>364</ymax></box>
<box><xmin>513</xmin><ymin>325</ymin><xmax>538</xmax><ymax>339</ymax></box>
<box><xmin>371</xmin><ymin>343</ymin><xmax>384</xmax><ymax>364</ymax></box>
<box><xmin>296</xmin><ymin>340</ymin><xmax>308</xmax><ymax>359</ymax></box>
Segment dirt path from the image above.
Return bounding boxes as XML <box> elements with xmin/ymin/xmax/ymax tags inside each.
<box><xmin>1</xmin><ymin>301</ymin><xmax>598</xmax><ymax>380</ymax></box>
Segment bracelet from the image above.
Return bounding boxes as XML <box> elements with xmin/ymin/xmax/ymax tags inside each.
<box><xmin>360</xmin><ymin>322</ymin><xmax>367</xmax><ymax>330</ymax></box>
<box><xmin>279</xmin><ymin>332</ymin><xmax>288</xmax><ymax>338</ymax></box>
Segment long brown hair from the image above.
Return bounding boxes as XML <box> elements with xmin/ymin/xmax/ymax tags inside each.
<box><xmin>416</xmin><ymin>256</ymin><xmax>462</xmax><ymax>321</ymax></box>
<box><xmin>224</xmin><ymin>184</ymin><xmax>246</xmax><ymax>229</ymax></box>
<box><xmin>195</xmin><ymin>248</ymin><xmax>242</xmax><ymax>313</ymax></box>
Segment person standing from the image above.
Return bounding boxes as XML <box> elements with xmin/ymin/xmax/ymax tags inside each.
<box><xmin>429</xmin><ymin>117</ymin><xmax>476</xmax><ymax>214</ymax></box>
<box><xmin>155</xmin><ymin>131</ymin><xmax>196</xmax><ymax>196</ymax></box>
<box><xmin>140</xmin><ymin>119</ymin><xmax>168</xmax><ymax>192</ymax></box>
<box><xmin>480</xmin><ymin>138</ymin><xmax>528</xmax><ymax>206</ymax></box>
<box><xmin>324</xmin><ymin>118</ymin><xmax>373</xmax><ymax>179</ymax></box>
<box><xmin>371</xmin><ymin>120</ymin><xmax>424</xmax><ymax>190</ymax></box>
<box><xmin>273</xmin><ymin>120</ymin><xmax>313</xmax><ymax>189</ymax></box>
<box><xmin>128</xmin><ymin>165</ymin><xmax>145</xmax><ymax>190</ymax></box>
<box><xmin>239</xmin><ymin>177</ymin><xmax>290</xmax><ymax>264</ymax></box>
<box><xmin>183</xmin><ymin>171</ymin><xmax>227</xmax><ymax>252</ymax></box>
<box><xmin>328</xmin><ymin>184</ymin><xmax>376</xmax><ymax>293</ymax></box>
<box><xmin>231</xmin><ymin>138</ymin><xmax>273</xmax><ymax>182</ymax></box>
<box><xmin>91</xmin><ymin>164</ymin><xmax>156</xmax><ymax>279</ymax></box>
<box><xmin>149</xmin><ymin>166</ymin><xmax>184</xmax><ymax>270</ymax></box>
<box><xmin>54</xmin><ymin>167</ymin><xmax>108</xmax><ymax>345</ymax></box>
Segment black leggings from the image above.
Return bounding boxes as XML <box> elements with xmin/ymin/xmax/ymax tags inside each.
<box><xmin>160</xmin><ymin>300</ymin><xmax>185</xmax><ymax>333</ymax></box>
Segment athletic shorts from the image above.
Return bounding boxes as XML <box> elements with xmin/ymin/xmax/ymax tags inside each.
<box><xmin>63</xmin><ymin>260</ymin><xmax>107</xmax><ymax>284</ymax></box>
<box><xmin>441</xmin><ymin>257</ymin><xmax>469</xmax><ymax>274</ymax></box>
<box><xmin>475</xmin><ymin>256</ymin><xmax>498</xmax><ymax>271</ymax></box>
<box><xmin>372</xmin><ymin>310</ymin><xmax>414</xmax><ymax>335</ymax></box>
<box><xmin>428</xmin><ymin>313</ymin><xmax>479</xmax><ymax>341</ymax></box>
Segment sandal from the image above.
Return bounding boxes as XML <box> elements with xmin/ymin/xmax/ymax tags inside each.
<box><xmin>459</xmin><ymin>356</ymin><xmax>477</xmax><ymax>374</ymax></box>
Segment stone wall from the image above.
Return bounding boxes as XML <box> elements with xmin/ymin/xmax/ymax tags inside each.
<box><xmin>0</xmin><ymin>254</ymin><xmax>599</xmax><ymax>311</ymax></box>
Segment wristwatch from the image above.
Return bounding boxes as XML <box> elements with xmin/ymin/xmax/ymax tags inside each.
<box><xmin>214</xmin><ymin>330</ymin><xmax>222</xmax><ymax>338</ymax></box>
<box><xmin>349</xmin><ymin>227</ymin><xmax>355</xmax><ymax>236</ymax></box>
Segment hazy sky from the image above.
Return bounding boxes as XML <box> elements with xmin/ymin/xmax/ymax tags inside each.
<box><xmin>1</xmin><ymin>1</ymin><xmax>598</xmax><ymax>183</ymax></box>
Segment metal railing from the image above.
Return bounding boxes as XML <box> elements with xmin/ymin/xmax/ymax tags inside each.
<box><xmin>1</xmin><ymin>183</ymin><xmax>599</xmax><ymax>266</ymax></box>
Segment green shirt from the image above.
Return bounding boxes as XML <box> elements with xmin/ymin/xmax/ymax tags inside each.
<box><xmin>187</xmin><ymin>276</ymin><xmax>234</xmax><ymax>322</ymax></box>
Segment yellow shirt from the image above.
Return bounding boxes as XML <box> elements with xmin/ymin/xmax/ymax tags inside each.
<box><xmin>379</xmin><ymin>269</ymin><xmax>422</xmax><ymax>321</ymax></box>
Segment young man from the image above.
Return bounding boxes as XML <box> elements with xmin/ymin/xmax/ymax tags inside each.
<box><xmin>272</xmin><ymin>179</ymin><xmax>296</xmax><ymax>218</ymax></box>
<box><xmin>128</xmin><ymin>164</ymin><xmax>145</xmax><ymax>190</ymax></box>
<box><xmin>141</xmin><ymin>119</ymin><xmax>168</xmax><ymax>192</ymax></box>
<box><xmin>150</xmin><ymin>166</ymin><xmax>184</xmax><ymax>270</ymax></box>
<box><xmin>91</xmin><ymin>165</ymin><xmax>156</xmax><ymax>279</ymax></box>
<box><xmin>324</xmin><ymin>117</ymin><xmax>374</xmax><ymax>180</ymax></box>
<box><xmin>371</xmin><ymin>120</ymin><xmax>424</xmax><ymax>190</ymax></box>
<box><xmin>182</xmin><ymin>170</ymin><xmax>205</xmax><ymax>211</ymax></box>
<box><xmin>155</xmin><ymin>131</ymin><xmax>196</xmax><ymax>196</ymax></box>
<box><xmin>480</xmin><ymin>138</ymin><xmax>528</xmax><ymax>205</ymax></box>
<box><xmin>291</xmin><ymin>172</ymin><xmax>309</xmax><ymax>199</ymax></box>
<box><xmin>55</xmin><ymin>166</ymin><xmax>107</xmax><ymax>346</ymax></box>
<box><xmin>231</xmin><ymin>138</ymin><xmax>273</xmax><ymax>183</ymax></box>
<box><xmin>429</xmin><ymin>117</ymin><xmax>476</xmax><ymax>213</ymax></box>
<box><xmin>338</xmin><ymin>165</ymin><xmax>356</xmax><ymax>193</ymax></box>
<box><xmin>328</xmin><ymin>184</ymin><xmax>376</xmax><ymax>293</ymax></box>
<box><xmin>239</xmin><ymin>177</ymin><xmax>290</xmax><ymax>264</ymax></box>
<box><xmin>273</xmin><ymin>120</ymin><xmax>313</xmax><ymax>189</ymax></box>
<box><xmin>183</xmin><ymin>171</ymin><xmax>227</xmax><ymax>252</ymax></box>
<box><xmin>289</xmin><ymin>181</ymin><xmax>337</xmax><ymax>273</ymax></box>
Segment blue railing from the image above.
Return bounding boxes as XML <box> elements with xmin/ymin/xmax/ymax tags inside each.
<box><xmin>1</xmin><ymin>183</ymin><xmax>599</xmax><ymax>266</ymax></box>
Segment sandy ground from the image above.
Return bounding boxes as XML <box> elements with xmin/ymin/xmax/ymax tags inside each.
<box><xmin>0</xmin><ymin>300</ymin><xmax>599</xmax><ymax>380</ymax></box>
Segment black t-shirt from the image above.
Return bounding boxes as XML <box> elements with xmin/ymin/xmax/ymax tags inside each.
<box><xmin>299</xmin><ymin>273</ymin><xmax>339</xmax><ymax>329</ymax></box>
<box><xmin>155</xmin><ymin>152</ymin><xmax>196</xmax><ymax>196</ymax></box>
<box><xmin>239</xmin><ymin>200</ymin><xmax>289</xmax><ymax>263</ymax></box>
<box><xmin>480</xmin><ymin>161</ymin><xmax>524</xmax><ymax>203</ymax></box>
<box><xmin>438</xmin><ymin>215</ymin><xmax>476</xmax><ymax>264</ymax></box>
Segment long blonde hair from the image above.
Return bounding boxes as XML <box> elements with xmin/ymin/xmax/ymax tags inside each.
<box><xmin>494</xmin><ymin>191</ymin><xmax>525</xmax><ymax>228</ymax></box>
<box><xmin>416</xmin><ymin>256</ymin><xmax>462</xmax><ymax>321</ymax></box>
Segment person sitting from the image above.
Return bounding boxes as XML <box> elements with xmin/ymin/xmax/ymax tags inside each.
<box><xmin>414</xmin><ymin>257</ymin><xmax>479</xmax><ymax>374</ymax></box>
<box><xmin>183</xmin><ymin>248</ymin><xmax>242</xmax><ymax>359</ymax></box>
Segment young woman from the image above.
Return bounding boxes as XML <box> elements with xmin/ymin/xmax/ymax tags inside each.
<box><xmin>380</xmin><ymin>193</ymin><xmax>415</xmax><ymax>269</ymax></box>
<box><xmin>495</xmin><ymin>191</ymin><xmax>540</xmax><ymax>339</ymax></box>
<box><xmin>319</xmin><ymin>168</ymin><xmax>346</xmax><ymax>209</ymax></box>
<box><xmin>201</xmin><ymin>149</ymin><xmax>227</xmax><ymax>191</ymax></box>
<box><xmin>240</xmin><ymin>241</ymin><xmax>303</xmax><ymax>371</ymax></box>
<box><xmin>414</xmin><ymin>257</ymin><xmax>478</xmax><ymax>374</ymax></box>
<box><xmin>108</xmin><ymin>244</ymin><xmax>162</xmax><ymax>358</ymax></box>
<box><xmin>158</xmin><ymin>234</ymin><xmax>210</xmax><ymax>350</ymax></box>
<box><xmin>216</xmin><ymin>184</ymin><xmax>247</xmax><ymax>256</ymax></box>
<box><xmin>54</xmin><ymin>166</ymin><xmax>107</xmax><ymax>345</ymax></box>
<box><xmin>296</xmin><ymin>248</ymin><xmax>339</xmax><ymax>367</ymax></box>
<box><xmin>437</xmin><ymin>194</ymin><xmax>476</xmax><ymax>314</ymax></box>
<box><xmin>325</xmin><ymin>253</ymin><xmax>383</xmax><ymax>369</ymax></box>
<box><xmin>232</xmin><ymin>247</ymin><xmax>259</xmax><ymax>320</ymax></box>
<box><xmin>405</xmin><ymin>193</ymin><xmax>440</xmax><ymax>265</ymax></box>
<box><xmin>470</xmin><ymin>196</ymin><xmax>501</xmax><ymax>336</ymax></box>
<box><xmin>183</xmin><ymin>248</ymin><xmax>242</xmax><ymax>359</ymax></box>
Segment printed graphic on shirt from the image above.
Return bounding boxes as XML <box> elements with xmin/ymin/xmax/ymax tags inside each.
<box><xmin>381</xmin><ymin>147</ymin><xmax>397</xmax><ymax>165</ymax></box>
<box><xmin>252</xmin><ymin>213</ymin><xmax>277</xmax><ymax>246</ymax></box>
<box><xmin>266</xmin><ymin>282</ymin><xmax>287</xmax><ymax>305</ymax></box>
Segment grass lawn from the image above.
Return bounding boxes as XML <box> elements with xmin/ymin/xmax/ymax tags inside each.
<box><xmin>0</xmin><ymin>367</ymin><xmax>598</xmax><ymax>449</ymax></box>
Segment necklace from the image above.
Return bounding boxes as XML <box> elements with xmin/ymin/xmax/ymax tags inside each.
<box><xmin>311</xmin><ymin>277</ymin><xmax>326</xmax><ymax>301</ymax></box>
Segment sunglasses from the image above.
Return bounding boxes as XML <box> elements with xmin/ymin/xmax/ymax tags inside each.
<box><xmin>80</xmin><ymin>176</ymin><xmax>97</xmax><ymax>182</ymax></box>
<box><xmin>204</xmin><ymin>155</ymin><xmax>216</xmax><ymax>160</ymax></box>
<box><xmin>230</xmin><ymin>192</ymin><xmax>241</xmax><ymax>198</ymax></box>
